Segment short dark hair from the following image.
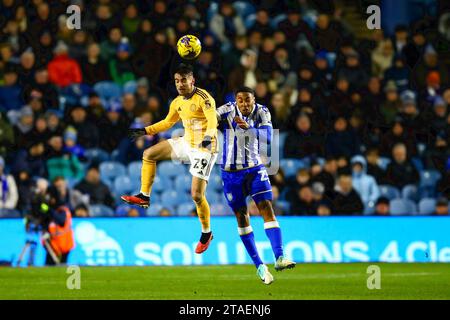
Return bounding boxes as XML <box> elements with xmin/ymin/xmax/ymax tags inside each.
<box><xmin>174</xmin><ymin>63</ymin><xmax>194</xmax><ymax>76</ymax></box>
<box><xmin>235</xmin><ymin>86</ymin><xmax>255</xmax><ymax>96</ymax></box>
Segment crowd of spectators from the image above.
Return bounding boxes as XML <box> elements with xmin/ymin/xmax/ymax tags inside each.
<box><xmin>0</xmin><ymin>0</ymin><xmax>449</xmax><ymax>217</ymax></box>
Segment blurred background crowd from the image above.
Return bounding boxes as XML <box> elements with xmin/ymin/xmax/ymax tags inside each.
<box><xmin>0</xmin><ymin>0</ymin><xmax>449</xmax><ymax>218</ymax></box>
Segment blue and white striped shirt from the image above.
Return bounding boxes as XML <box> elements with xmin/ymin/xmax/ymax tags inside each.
<box><xmin>216</xmin><ymin>102</ymin><xmax>273</xmax><ymax>171</ymax></box>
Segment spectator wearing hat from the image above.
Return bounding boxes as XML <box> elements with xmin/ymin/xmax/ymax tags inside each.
<box><xmin>413</xmin><ymin>44</ymin><xmax>449</xmax><ymax>90</ymax></box>
<box><xmin>384</xmin><ymin>54</ymin><xmax>411</xmax><ymax>93</ymax></box>
<box><xmin>433</xmin><ymin>198</ymin><xmax>449</xmax><ymax>216</ymax></box>
<box><xmin>374</xmin><ymin>197</ymin><xmax>390</xmax><ymax>216</ymax></box>
<box><xmin>109</xmin><ymin>38</ymin><xmax>136</xmax><ymax>86</ymax></box>
<box><xmin>326</xmin><ymin>170</ymin><xmax>364</xmax><ymax>216</ymax></box>
<box><xmin>47</xmin><ymin>41</ymin><xmax>83</xmax><ymax>88</ymax></box>
<box><xmin>429</xmin><ymin>96</ymin><xmax>448</xmax><ymax>135</ymax></box>
<box><xmin>12</xmin><ymin>106</ymin><xmax>34</xmax><ymax>150</ymax></box>
<box><xmin>380</xmin><ymin>80</ymin><xmax>402</xmax><ymax>125</ymax></box>
<box><xmin>63</xmin><ymin>126</ymin><xmax>85</xmax><ymax>160</ymax></box>
<box><xmin>385</xmin><ymin>143</ymin><xmax>420</xmax><ymax>190</ymax></box>
<box><xmin>351</xmin><ymin>155</ymin><xmax>380</xmax><ymax>205</ymax></box>
<box><xmin>74</xmin><ymin>166</ymin><xmax>115</xmax><ymax>209</ymax></box>
<box><xmin>80</xmin><ymin>42</ymin><xmax>111</xmax><ymax>86</ymax></box>
<box><xmin>98</xmin><ymin>99</ymin><xmax>128</xmax><ymax>152</ymax></box>
<box><xmin>0</xmin><ymin>66</ymin><xmax>23</xmax><ymax>112</ymax></box>
<box><xmin>398</xmin><ymin>90</ymin><xmax>423</xmax><ymax>140</ymax></box>
<box><xmin>0</xmin><ymin>156</ymin><xmax>18</xmax><ymax>209</ymax></box>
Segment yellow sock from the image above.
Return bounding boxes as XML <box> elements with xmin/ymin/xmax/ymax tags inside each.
<box><xmin>195</xmin><ymin>196</ymin><xmax>211</xmax><ymax>233</ymax></box>
<box><xmin>140</xmin><ymin>158</ymin><xmax>156</xmax><ymax>196</ymax></box>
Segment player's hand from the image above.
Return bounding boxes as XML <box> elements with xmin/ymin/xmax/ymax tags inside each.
<box><xmin>128</xmin><ymin>128</ymin><xmax>146</xmax><ymax>140</ymax></box>
<box><xmin>199</xmin><ymin>135</ymin><xmax>212</xmax><ymax>150</ymax></box>
<box><xmin>234</xmin><ymin>116</ymin><xmax>249</xmax><ymax>130</ymax></box>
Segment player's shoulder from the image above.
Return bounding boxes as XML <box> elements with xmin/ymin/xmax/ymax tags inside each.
<box><xmin>255</xmin><ymin>103</ymin><xmax>271</xmax><ymax>115</ymax></box>
<box><xmin>195</xmin><ymin>87</ymin><xmax>214</xmax><ymax>101</ymax></box>
<box><xmin>217</xmin><ymin>101</ymin><xmax>236</xmax><ymax>114</ymax></box>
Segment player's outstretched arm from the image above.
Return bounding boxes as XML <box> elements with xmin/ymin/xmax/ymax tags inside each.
<box><xmin>144</xmin><ymin>100</ymin><xmax>180</xmax><ymax>136</ymax></box>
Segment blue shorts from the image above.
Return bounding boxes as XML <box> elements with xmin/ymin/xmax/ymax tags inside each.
<box><xmin>221</xmin><ymin>165</ymin><xmax>272</xmax><ymax>212</ymax></box>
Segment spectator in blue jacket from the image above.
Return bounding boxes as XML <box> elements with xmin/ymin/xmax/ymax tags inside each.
<box><xmin>351</xmin><ymin>155</ymin><xmax>380</xmax><ymax>205</ymax></box>
<box><xmin>0</xmin><ymin>66</ymin><xmax>23</xmax><ymax>112</ymax></box>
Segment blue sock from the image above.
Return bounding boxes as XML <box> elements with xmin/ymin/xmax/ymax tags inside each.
<box><xmin>239</xmin><ymin>227</ymin><xmax>263</xmax><ymax>268</ymax></box>
<box><xmin>264</xmin><ymin>221</ymin><xmax>284</xmax><ymax>259</ymax></box>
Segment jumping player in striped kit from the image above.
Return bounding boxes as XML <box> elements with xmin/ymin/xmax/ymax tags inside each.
<box><xmin>216</xmin><ymin>87</ymin><xmax>295</xmax><ymax>285</ymax></box>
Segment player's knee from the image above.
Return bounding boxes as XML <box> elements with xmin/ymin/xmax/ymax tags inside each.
<box><xmin>143</xmin><ymin>147</ymin><xmax>156</xmax><ymax>160</ymax></box>
<box><xmin>257</xmin><ymin>200</ymin><xmax>273</xmax><ymax>214</ymax></box>
<box><xmin>191</xmin><ymin>191</ymin><xmax>204</xmax><ymax>204</ymax></box>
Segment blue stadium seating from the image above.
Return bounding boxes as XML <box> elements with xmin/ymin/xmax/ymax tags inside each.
<box><xmin>100</xmin><ymin>161</ymin><xmax>126</xmax><ymax>182</ymax></box>
<box><xmin>123</xmin><ymin>80</ymin><xmax>137</xmax><ymax>94</ymax></box>
<box><xmin>158</xmin><ymin>161</ymin><xmax>187</xmax><ymax>179</ymax></box>
<box><xmin>115</xmin><ymin>204</ymin><xmax>145</xmax><ymax>217</ymax></box>
<box><xmin>0</xmin><ymin>209</ymin><xmax>21</xmax><ymax>218</ymax></box>
<box><xmin>85</xmin><ymin>148</ymin><xmax>110</xmax><ymax>164</ymax></box>
<box><xmin>401</xmin><ymin>184</ymin><xmax>419</xmax><ymax>202</ymax></box>
<box><xmin>177</xmin><ymin>202</ymin><xmax>196</xmax><ymax>216</ymax></box>
<box><xmin>152</xmin><ymin>175</ymin><xmax>173</xmax><ymax>193</ymax></box>
<box><xmin>207</xmin><ymin>173</ymin><xmax>223</xmax><ymax>192</ymax></box>
<box><xmin>411</xmin><ymin>157</ymin><xmax>424</xmax><ymax>172</ymax></box>
<box><xmin>113</xmin><ymin>176</ymin><xmax>135</xmax><ymax>196</ymax></box>
<box><xmin>127</xmin><ymin>161</ymin><xmax>142</xmax><ymax>179</ymax></box>
<box><xmin>93</xmin><ymin>81</ymin><xmax>122</xmax><ymax>100</ymax></box>
<box><xmin>276</xmin><ymin>200</ymin><xmax>291</xmax><ymax>214</ymax></box>
<box><xmin>161</xmin><ymin>190</ymin><xmax>190</xmax><ymax>207</ymax></box>
<box><xmin>210</xmin><ymin>203</ymin><xmax>233</xmax><ymax>216</ymax></box>
<box><xmin>244</xmin><ymin>13</ymin><xmax>256</xmax><ymax>29</ymax></box>
<box><xmin>146</xmin><ymin>204</ymin><xmax>164</xmax><ymax>217</ymax></box>
<box><xmin>378</xmin><ymin>157</ymin><xmax>391</xmax><ymax>170</ymax></box>
<box><xmin>233</xmin><ymin>1</ymin><xmax>256</xmax><ymax>18</ymax></box>
<box><xmin>277</xmin><ymin>132</ymin><xmax>288</xmax><ymax>158</ymax></box>
<box><xmin>279</xmin><ymin>158</ymin><xmax>308</xmax><ymax>178</ymax></box>
<box><xmin>89</xmin><ymin>204</ymin><xmax>115</xmax><ymax>217</ymax></box>
<box><xmin>205</xmin><ymin>191</ymin><xmax>223</xmax><ymax>204</ymax></box>
<box><xmin>418</xmin><ymin>198</ymin><xmax>436</xmax><ymax>215</ymax></box>
<box><xmin>270</xmin><ymin>14</ymin><xmax>287</xmax><ymax>29</ymax></box>
<box><xmin>174</xmin><ymin>174</ymin><xmax>192</xmax><ymax>193</ymax></box>
<box><xmin>420</xmin><ymin>170</ymin><xmax>441</xmax><ymax>188</ymax></box>
<box><xmin>364</xmin><ymin>201</ymin><xmax>375</xmax><ymax>215</ymax></box>
<box><xmin>379</xmin><ymin>185</ymin><xmax>401</xmax><ymax>200</ymax></box>
<box><xmin>390</xmin><ymin>199</ymin><xmax>417</xmax><ymax>215</ymax></box>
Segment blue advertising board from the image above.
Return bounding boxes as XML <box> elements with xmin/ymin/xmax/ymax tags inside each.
<box><xmin>1</xmin><ymin>216</ymin><xmax>450</xmax><ymax>266</ymax></box>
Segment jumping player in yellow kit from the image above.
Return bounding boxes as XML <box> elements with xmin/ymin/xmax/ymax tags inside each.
<box><xmin>121</xmin><ymin>63</ymin><xmax>218</xmax><ymax>254</ymax></box>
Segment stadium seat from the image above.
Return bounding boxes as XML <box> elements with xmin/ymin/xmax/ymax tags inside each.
<box><xmin>161</xmin><ymin>190</ymin><xmax>190</xmax><ymax>207</ymax></box>
<box><xmin>174</xmin><ymin>174</ymin><xmax>192</xmax><ymax>193</ymax></box>
<box><xmin>232</xmin><ymin>1</ymin><xmax>256</xmax><ymax>18</ymax></box>
<box><xmin>205</xmin><ymin>191</ymin><xmax>222</xmax><ymax>204</ymax></box>
<box><xmin>85</xmin><ymin>148</ymin><xmax>110</xmax><ymax>164</ymax></box>
<box><xmin>158</xmin><ymin>161</ymin><xmax>186</xmax><ymax>179</ymax></box>
<box><xmin>411</xmin><ymin>157</ymin><xmax>424</xmax><ymax>172</ymax></box>
<box><xmin>127</xmin><ymin>161</ymin><xmax>142</xmax><ymax>179</ymax></box>
<box><xmin>378</xmin><ymin>157</ymin><xmax>391</xmax><ymax>170</ymax></box>
<box><xmin>418</xmin><ymin>198</ymin><xmax>436</xmax><ymax>215</ymax></box>
<box><xmin>210</xmin><ymin>203</ymin><xmax>233</xmax><ymax>216</ymax></box>
<box><xmin>113</xmin><ymin>176</ymin><xmax>135</xmax><ymax>196</ymax></box>
<box><xmin>89</xmin><ymin>204</ymin><xmax>115</xmax><ymax>217</ymax></box>
<box><xmin>390</xmin><ymin>199</ymin><xmax>417</xmax><ymax>216</ymax></box>
<box><xmin>0</xmin><ymin>209</ymin><xmax>21</xmax><ymax>218</ymax></box>
<box><xmin>276</xmin><ymin>200</ymin><xmax>291</xmax><ymax>214</ymax></box>
<box><xmin>277</xmin><ymin>132</ymin><xmax>288</xmax><ymax>158</ymax></box>
<box><xmin>364</xmin><ymin>201</ymin><xmax>375</xmax><ymax>215</ymax></box>
<box><xmin>93</xmin><ymin>81</ymin><xmax>122</xmax><ymax>100</ymax></box>
<box><xmin>100</xmin><ymin>161</ymin><xmax>127</xmax><ymax>182</ymax></box>
<box><xmin>152</xmin><ymin>175</ymin><xmax>173</xmax><ymax>194</ymax></box>
<box><xmin>270</xmin><ymin>14</ymin><xmax>287</xmax><ymax>29</ymax></box>
<box><xmin>244</xmin><ymin>13</ymin><xmax>256</xmax><ymax>29</ymax></box>
<box><xmin>379</xmin><ymin>185</ymin><xmax>401</xmax><ymax>200</ymax></box>
<box><xmin>146</xmin><ymin>204</ymin><xmax>164</xmax><ymax>217</ymax></box>
<box><xmin>115</xmin><ymin>204</ymin><xmax>145</xmax><ymax>217</ymax></box>
<box><xmin>279</xmin><ymin>158</ymin><xmax>308</xmax><ymax>178</ymax></box>
<box><xmin>401</xmin><ymin>184</ymin><xmax>419</xmax><ymax>202</ymax></box>
<box><xmin>176</xmin><ymin>202</ymin><xmax>195</xmax><ymax>216</ymax></box>
<box><xmin>207</xmin><ymin>173</ymin><xmax>223</xmax><ymax>192</ymax></box>
<box><xmin>420</xmin><ymin>170</ymin><xmax>441</xmax><ymax>188</ymax></box>
<box><xmin>123</xmin><ymin>80</ymin><xmax>137</xmax><ymax>94</ymax></box>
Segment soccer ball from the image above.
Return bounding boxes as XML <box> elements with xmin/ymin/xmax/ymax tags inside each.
<box><xmin>177</xmin><ymin>35</ymin><xmax>202</xmax><ymax>60</ymax></box>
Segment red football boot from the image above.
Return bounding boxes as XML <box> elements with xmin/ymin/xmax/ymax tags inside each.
<box><xmin>195</xmin><ymin>232</ymin><xmax>213</xmax><ymax>254</ymax></box>
<box><xmin>121</xmin><ymin>193</ymin><xmax>150</xmax><ymax>208</ymax></box>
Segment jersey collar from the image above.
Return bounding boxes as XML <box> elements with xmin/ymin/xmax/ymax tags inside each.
<box><xmin>183</xmin><ymin>87</ymin><xmax>197</xmax><ymax>100</ymax></box>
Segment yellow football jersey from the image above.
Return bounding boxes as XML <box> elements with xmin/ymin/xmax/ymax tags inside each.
<box><xmin>145</xmin><ymin>87</ymin><xmax>218</xmax><ymax>152</ymax></box>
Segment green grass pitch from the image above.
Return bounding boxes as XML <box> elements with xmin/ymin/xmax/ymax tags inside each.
<box><xmin>0</xmin><ymin>263</ymin><xmax>449</xmax><ymax>300</ymax></box>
